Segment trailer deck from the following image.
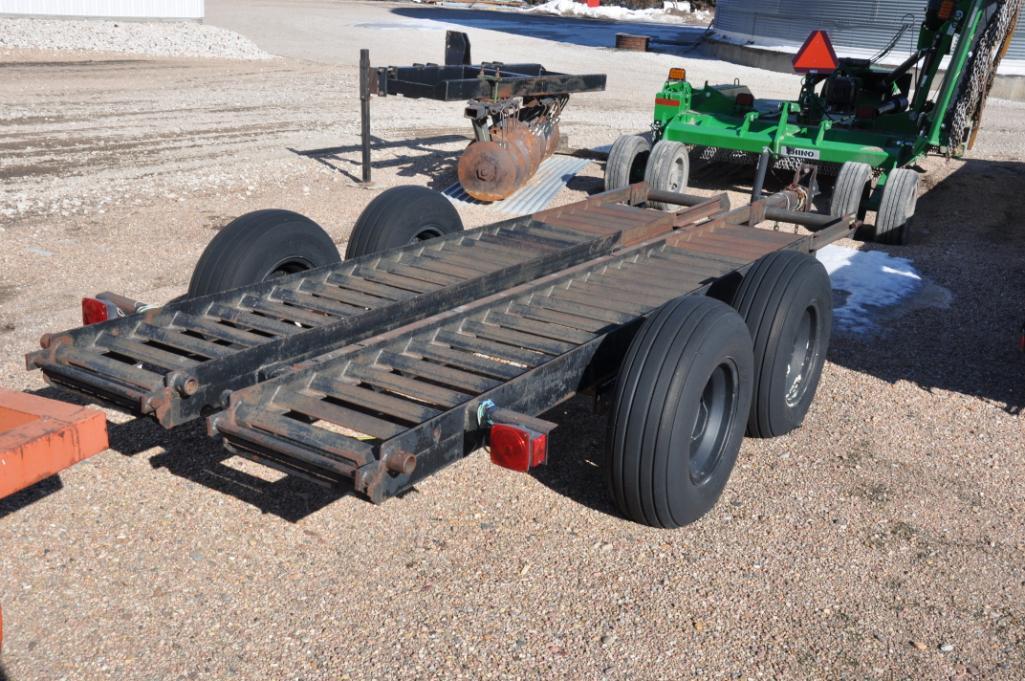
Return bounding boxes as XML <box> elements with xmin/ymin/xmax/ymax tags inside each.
<box><xmin>214</xmin><ymin>203</ymin><xmax>809</xmax><ymax>500</ymax></box>
<box><xmin>27</xmin><ymin>216</ymin><xmax>621</xmax><ymax>427</ymax></box>
<box><xmin>27</xmin><ymin>182</ymin><xmax>852</xmax><ymax>516</ymax></box>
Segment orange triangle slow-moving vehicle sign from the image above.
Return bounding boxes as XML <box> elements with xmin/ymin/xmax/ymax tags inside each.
<box><xmin>793</xmin><ymin>30</ymin><xmax>839</xmax><ymax>73</ymax></box>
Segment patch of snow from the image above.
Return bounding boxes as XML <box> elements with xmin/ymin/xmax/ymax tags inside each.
<box><xmin>526</xmin><ymin>0</ymin><xmax>710</xmax><ymax>25</ymax></box>
<box><xmin>816</xmin><ymin>244</ymin><xmax>937</xmax><ymax>334</ymax></box>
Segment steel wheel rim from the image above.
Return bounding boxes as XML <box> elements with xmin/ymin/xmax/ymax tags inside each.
<box><xmin>667</xmin><ymin>155</ymin><xmax>686</xmax><ymax>192</ymax></box>
<box><xmin>689</xmin><ymin>362</ymin><xmax>737</xmax><ymax>485</ymax></box>
<box><xmin>784</xmin><ymin>307</ymin><xmax>817</xmax><ymax>408</ymax></box>
<box><xmin>265</xmin><ymin>257</ymin><xmax>315</xmax><ymax>281</ymax></box>
<box><xmin>408</xmin><ymin>224</ymin><xmax>444</xmax><ymax>244</ymax></box>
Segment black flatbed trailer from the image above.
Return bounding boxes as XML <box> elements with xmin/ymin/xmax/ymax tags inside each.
<box><xmin>27</xmin><ymin>183</ymin><xmax>853</xmax><ymax>527</ymax></box>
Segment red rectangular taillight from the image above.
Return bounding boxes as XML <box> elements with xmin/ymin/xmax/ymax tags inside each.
<box><xmin>735</xmin><ymin>92</ymin><xmax>755</xmax><ymax>108</ymax></box>
<box><xmin>489</xmin><ymin>424</ymin><xmax>548</xmax><ymax>472</ymax></box>
<box><xmin>81</xmin><ymin>297</ymin><xmax>118</xmax><ymax>326</ymax></box>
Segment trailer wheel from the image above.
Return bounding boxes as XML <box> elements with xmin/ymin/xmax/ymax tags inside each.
<box><xmin>874</xmin><ymin>168</ymin><xmax>919</xmax><ymax>245</ymax></box>
<box><xmin>604</xmin><ymin>135</ymin><xmax>651</xmax><ymax>192</ymax></box>
<box><xmin>644</xmin><ymin>140</ymin><xmax>690</xmax><ymax>210</ymax></box>
<box><xmin>830</xmin><ymin>162</ymin><xmax>872</xmax><ymax>220</ymax></box>
<box><xmin>730</xmin><ymin>250</ymin><xmax>832</xmax><ymax>438</ymax></box>
<box><xmin>606</xmin><ymin>296</ymin><xmax>754</xmax><ymax>528</ymax></box>
<box><xmin>346</xmin><ymin>186</ymin><xmax>463</xmax><ymax>258</ymax></box>
<box><xmin>188</xmin><ymin>210</ymin><xmax>340</xmax><ymax>298</ymax></box>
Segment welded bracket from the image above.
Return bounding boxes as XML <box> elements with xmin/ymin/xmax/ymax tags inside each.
<box><xmin>445</xmin><ymin>31</ymin><xmax>472</xmax><ymax>66</ymax></box>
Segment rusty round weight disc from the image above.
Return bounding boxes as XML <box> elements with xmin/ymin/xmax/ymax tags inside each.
<box><xmin>496</xmin><ymin>124</ymin><xmax>535</xmax><ymax>190</ymax></box>
<box><xmin>458</xmin><ymin>140</ymin><xmax>522</xmax><ymax>202</ymax></box>
<box><xmin>505</xmin><ymin>132</ymin><xmax>534</xmax><ymax>191</ymax></box>
<box><xmin>498</xmin><ymin>125</ymin><xmax>537</xmax><ymax>176</ymax></box>
<box><xmin>529</xmin><ymin>128</ymin><xmax>548</xmax><ymax>168</ymax></box>
<box><xmin>545</xmin><ymin>122</ymin><xmax>560</xmax><ymax>157</ymax></box>
<box><xmin>507</xmin><ymin>124</ymin><xmax>543</xmax><ymax>172</ymax></box>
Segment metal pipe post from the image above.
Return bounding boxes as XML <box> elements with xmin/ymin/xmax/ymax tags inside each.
<box><xmin>359</xmin><ymin>49</ymin><xmax>372</xmax><ymax>183</ymax></box>
<box><xmin>752</xmin><ymin>149</ymin><xmax>771</xmax><ymax>200</ymax></box>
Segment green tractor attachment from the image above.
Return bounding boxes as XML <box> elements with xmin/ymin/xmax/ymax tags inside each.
<box><xmin>607</xmin><ymin>0</ymin><xmax>1022</xmax><ymax>244</ymax></box>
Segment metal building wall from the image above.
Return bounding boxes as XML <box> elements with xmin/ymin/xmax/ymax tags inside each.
<box><xmin>0</xmin><ymin>0</ymin><xmax>204</xmax><ymax>20</ymax></box>
<box><xmin>713</xmin><ymin>0</ymin><xmax>1025</xmax><ymax>61</ymax></box>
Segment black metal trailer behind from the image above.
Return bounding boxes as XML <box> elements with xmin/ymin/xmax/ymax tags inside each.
<box><xmin>27</xmin><ymin>183</ymin><xmax>851</xmax><ymax>527</ymax></box>
<box><xmin>359</xmin><ymin>31</ymin><xmax>606</xmax><ymax>200</ymax></box>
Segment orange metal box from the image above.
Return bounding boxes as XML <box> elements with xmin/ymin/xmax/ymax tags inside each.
<box><xmin>0</xmin><ymin>389</ymin><xmax>108</xmax><ymax>500</ymax></box>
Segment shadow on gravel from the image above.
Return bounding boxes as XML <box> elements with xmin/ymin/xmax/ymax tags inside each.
<box><xmin>0</xmin><ymin>475</ymin><xmax>64</xmax><ymax>521</ymax></box>
<box><xmin>0</xmin><ymin>662</ymin><xmax>11</xmax><ymax>681</ymax></box>
<box><xmin>390</xmin><ymin>7</ymin><xmax>712</xmax><ymax>57</ymax></box>
<box><xmin>134</xmin><ymin>419</ymin><xmax>349</xmax><ymax>523</ymax></box>
<box><xmin>827</xmin><ymin>159</ymin><xmax>1025</xmax><ymax>414</ymax></box>
<box><xmin>4</xmin><ymin>387</ymin><xmax>349</xmax><ymax>522</ymax></box>
<box><xmin>532</xmin><ymin>394</ymin><xmax>621</xmax><ymax>518</ymax></box>
<box><xmin>688</xmin><ymin>157</ymin><xmax>800</xmax><ymax>196</ymax></box>
<box><xmin>290</xmin><ymin>133</ymin><xmax>467</xmax><ymax>189</ymax></box>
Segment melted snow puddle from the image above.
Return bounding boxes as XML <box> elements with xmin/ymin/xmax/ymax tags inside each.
<box><xmin>816</xmin><ymin>244</ymin><xmax>951</xmax><ymax>335</ymax></box>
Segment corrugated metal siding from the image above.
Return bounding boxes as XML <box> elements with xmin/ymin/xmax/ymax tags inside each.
<box><xmin>0</xmin><ymin>0</ymin><xmax>204</xmax><ymax>20</ymax></box>
<box><xmin>714</xmin><ymin>0</ymin><xmax>1025</xmax><ymax>61</ymax></box>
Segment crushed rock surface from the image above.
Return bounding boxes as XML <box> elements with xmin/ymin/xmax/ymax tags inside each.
<box><xmin>0</xmin><ymin>17</ymin><xmax>273</xmax><ymax>60</ymax></box>
<box><xmin>0</xmin><ymin>2</ymin><xmax>1024</xmax><ymax>679</ymax></box>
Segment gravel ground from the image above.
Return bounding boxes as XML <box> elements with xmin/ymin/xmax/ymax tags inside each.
<box><xmin>0</xmin><ymin>17</ymin><xmax>272</xmax><ymax>60</ymax></box>
<box><xmin>1</xmin><ymin>2</ymin><xmax>1024</xmax><ymax>679</ymax></box>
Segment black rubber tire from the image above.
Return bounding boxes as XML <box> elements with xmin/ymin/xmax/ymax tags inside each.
<box><xmin>345</xmin><ymin>186</ymin><xmax>463</xmax><ymax>259</ymax></box>
<box><xmin>604</xmin><ymin>135</ymin><xmax>651</xmax><ymax>192</ymax></box>
<box><xmin>606</xmin><ymin>296</ymin><xmax>754</xmax><ymax>528</ymax></box>
<box><xmin>874</xmin><ymin>168</ymin><xmax>919</xmax><ymax>245</ymax></box>
<box><xmin>730</xmin><ymin>250</ymin><xmax>832</xmax><ymax>439</ymax></box>
<box><xmin>187</xmin><ymin>209</ymin><xmax>340</xmax><ymax>298</ymax></box>
<box><xmin>830</xmin><ymin>161</ymin><xmax>872</xmax><ymax>221</ymax></box>
<box><xmin>644</xmin><ymin>140</ymin><xmax>690</xmax><ymax>210</ymax></box>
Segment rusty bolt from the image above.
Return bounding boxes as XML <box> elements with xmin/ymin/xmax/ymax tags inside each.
<box><xmin>180</xmin><ymin>377</ymin><xmax>200</xmax><ymax>397</ymax></box>
<box><xmin>384</xmin><ymin>452</ymin><xmax>417</xmax><ymax>476</ymax></box>
<box><xmin>476</xmin><ymin>160</ymin><xmax>497</xmax><ymax>182</ymax></box>
<box><xmin>166</xmin><ymin>371</ymin><xmax>199</xmax><ymax>397</ymax></box>
<box><xmin>39</xmin><ymin>333</ymin><xmax>53</xmax><ymax>349</ymax></box>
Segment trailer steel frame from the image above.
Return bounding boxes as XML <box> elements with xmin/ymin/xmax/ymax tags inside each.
<box><xmin>27</xmin><ymin>182</ymin><xmax>853</xmax><ymax>506</ymax></box>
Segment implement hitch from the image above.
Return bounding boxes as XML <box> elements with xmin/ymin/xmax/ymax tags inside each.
<box><xmin>359</xmin><ymin>31</ymin><xmax>606</xmax><ymax>201</ymax></box>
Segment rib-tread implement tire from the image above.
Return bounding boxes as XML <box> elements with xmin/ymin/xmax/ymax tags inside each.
<box><xmin>606</xmin><ymin>296</ymin><xmax>754</xmax><ymax>528</ymax></box>
<box><xmin>188</xmin><ymin>209</ymin><xmax>340</xmax><ymax>298</ymax></box>
<box><xmin>345</xmin><ymin>186</ymin><xmax>463</xmax><ymax>259</ymax></box>
<box><xmin>604</xmin><ymin>134</ymin><xmax>651</xmax><ymax>192</ymax></box>
<box><xmin>830</xmin><ymin>161</ymin><xmax>872</xmax><ymax>220</ymax></box>
<box><xmin>730</xmin><ymin>250</ymin><xmax>832</xmax><ymax>438</ymax></box>
<box><xmin>644</xmin><ymin>140</ymin><xmax>690</xmax><ymax>210</ymax></box>
<box><xmin>874</xmin><ymin>168</ymin><xmax>919</xmax><ymax>246</ymax></box>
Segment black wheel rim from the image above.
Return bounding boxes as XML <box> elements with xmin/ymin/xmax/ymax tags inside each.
<box><xmin>408</xmin><ymin>224</ymin><xmax>444</xmax><ymax>245</ymax></box>
<box><xmin>265</xmin><ymin>257</ymin><xmax>315</xmax><ymax>280</ymax></box>
<box><xmin>785</xmin><ymin>307</ymin><xmax>817</xmax><ymax>408</ymax></box>
<box><xmin>689</xmin><ymin>361</ymin><xmax>738</xmax><ymax>485</ymax></box>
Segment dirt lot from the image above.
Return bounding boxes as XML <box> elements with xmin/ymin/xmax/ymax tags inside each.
<box><xmin>1</xmin><ymin>2</ymin><xmax>1024</xmax><ymax>679</ymax></box>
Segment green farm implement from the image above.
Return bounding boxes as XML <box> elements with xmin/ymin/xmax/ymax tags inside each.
<box><xmin>607</xmin><ymin>0</ymin><xmax>1023</xmax><ymax>245</ymax></box>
